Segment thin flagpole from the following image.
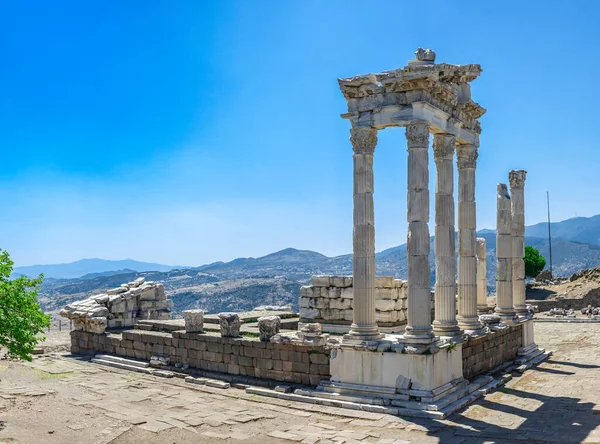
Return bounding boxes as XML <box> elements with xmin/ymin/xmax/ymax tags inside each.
<box><xmin>547</xmin><ymin>191</ymin><xmax>553</xmax><ymax>276</ymax></box>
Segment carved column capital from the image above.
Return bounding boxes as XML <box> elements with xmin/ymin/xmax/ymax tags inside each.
<box><xmin>350</xmin><ymin>127</ymin><xmax>378</xmax><ymax>154</ymax></box>
<box><xmin>456</xmin><ymin>144</ymin><xmax>478</xmax><ymax>169</ymax></box>
<box><xmin>509</xmin><ymin>170</ymin><xmax>527</xmax><ymax>189</ymax></box>
<box><xmin>432</xmin><ymin>134</ymin><xmax>456</xmax><ymax>160</ymax></box>
<box><xmin>405</xmin><ymin>123</ymin><xmax>430</xmax><ymax>149</ymax></box>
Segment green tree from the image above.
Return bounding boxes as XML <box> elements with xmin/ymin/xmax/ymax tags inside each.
<box><xmin>524</xmin><ymin>246</ymin><xmax>546</xmax><ymax>278</ymax></box>
<box><xmin>0</xmin><ymin>249</ymin><xmax>50</xmax><ymax>360</ymax></box>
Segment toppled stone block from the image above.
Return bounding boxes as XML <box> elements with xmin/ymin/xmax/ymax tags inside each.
<box><xmin>258</xmin><ymin>316</ymin><xmax>281</xmax><ymax>341</ymax></box>
<box><xmin>480</xmin><ymin>314</ymin><xmax>501</xmax><ymax>325</ymax></box>
<box><xmin>219</xmin><ymin>312</ymin><xmax>241</xmax><ymax>337</ymax></box>
<box><xmin>253</xmin><ymin>305</ymin><xmax>292</xmax><ymax>312</ymax></box>
<box><xmin>62</xmin><ymin>278</ymin><xmax>172</xmax><ymax>332</ymax></box>
<box><xmin>150</xmin><ymin>355</ymin><xmax>170</xmax><ymax>367</ymax></box>
<box><xmin>183</xmin><ymin>309</ymin><xmax>204</xmax><ymax>333</ymax></box>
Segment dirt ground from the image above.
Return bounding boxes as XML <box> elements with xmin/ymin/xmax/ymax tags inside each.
<box><xmin>1</xmin><ymin>324</ymin><xmax>600</xmax><ymax>444</ymax></box>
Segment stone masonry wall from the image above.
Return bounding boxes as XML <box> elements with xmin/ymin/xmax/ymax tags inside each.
<box><xmin>299</xmin><ymin>276</ymin><xmax>409</xmax><ymax>327</ymax></box>
<box><xmin>462</xmin><ymin>324</ymin><xmax>523</xmax><ymax>379</ymax></box>
<box><xmin>71</xmin><ymin>328</ymin><xmax>330</xmax><ymax>386</ymax></box>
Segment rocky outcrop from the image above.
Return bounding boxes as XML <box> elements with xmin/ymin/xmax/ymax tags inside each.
<box><xmin>60</xmin><ymin>277</ymin><xmax>172</xmax><ymax>333</ymax></box>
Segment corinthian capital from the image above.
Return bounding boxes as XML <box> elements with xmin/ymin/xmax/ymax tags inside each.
<box><xmin>405</xmin><ymin>123</ymin><xmax>430</xmax><ymax>149</ymax></box>
<box><xmin>456</xmin><ymin>144</ymin><xmax>478</xmax><ymax>169</ymax></box>
<box><xmin>432</xmin><ymin>134</ymin><xmax>456</xmax><ymax>160</ymax></box>
<box><xmin>509</xmin><ymin>170</ymin><xmax>527</xmax><ymax>189</ymax></box>
<box><xmin>350</xmin><ymin>127</ymin><xmax>377</xmax><ymax>154</ymax></box>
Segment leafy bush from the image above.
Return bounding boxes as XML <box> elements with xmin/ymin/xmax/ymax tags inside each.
<box><xmin>524</xmin><ymin>246</ymin><xmax>546</xmax><ymax>278</ymax></box>
<box><xmin>0</xmin><ymin>249</ymin><xmax>50</xmax><ymax>360</ymax></box>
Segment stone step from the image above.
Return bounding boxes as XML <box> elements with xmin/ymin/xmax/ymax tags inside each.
<box><xmin>184</xmin><ymin>376</ymin><xmax>231</xmax><ymax>389</ymax></box>
<box><xmin>94</xmin><ymin>354</ymin><xmax>149</xmax><ymax>368</ymax></box>
<box><xmin>247</xmin><ymin>377</ymin><xmax>506</xmax><ymax>420</ymax></box>
<box><xmin>91</xmin><ymin>357</ymin><xmax>175</xmax><ymax>378</ymax></box>
<box><xmin>439</xmin><ymin>376</ymin><xmax>506</xmax><ymax>418</ymax></box>
<box><xmin>514</xmin><ymin>348</ymin><xmax>545</xmax><ymax>365</ymax></box>
<box><xmin>91</xmin><ymin>358</ymin><xmax>154</xmax><ymax>374</ymax></box>
<box><xmin>516</xmin><ymin>350</ymin><xmax>552</xmax><ymax>373</ymax></box>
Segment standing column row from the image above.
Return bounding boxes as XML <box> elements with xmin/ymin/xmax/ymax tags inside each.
<box><xmin>346</xmin><ymin>126</ymin><xmax>382</xmax><ymax>341</ymax></box>
<box><xmin>456</xmin><ymin>145</ymin><xmax>484</xmax><ymax>333</ymax></box>
<box><xmin>495</xmin><ymin>184</ymin><xmax>517</xmax><ymax>325</ymax></box>
<box><xmin>432</xmin><ymin>134</ymin><xmax>460</xmax><ymax>337</ymax></box>
<box><xmin>510</xmin><ymin>170</ymin><xmax>528</xmax><ymax>317</ymax></box>
<box><xmin>404</xmin><ymin>123</ymin><xmax>435</xmax><ymax>342</ymax></box>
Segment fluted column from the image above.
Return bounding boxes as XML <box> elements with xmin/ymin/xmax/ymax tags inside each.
<box><xmin>403</xmin><ymin>123</ymin><xmax>434</xmax><ymax>343</ymax></box>
<box><xmin>495</xmin><ymin>184</ymin><xmax>517</xmax><ymax>325</ymax></box>
<box><xmin>456</xmin><ymin>144</ymin><xmax>483</xmax><ymax>332</ymax></box>
<box><xmin>346</xmin><ymin>126</ymin><xmax>382</xmax><ymax>341</ymax></box>
<box><xmin>510</xmin><ymin>170</ymin><xmax>528</xmax><ymax>317</ymax></box>
<box><xmin>476</xmin><ymin>238</ymin><xmax>488</xmax><ymax>313</ymax></box>
<box><xmin>432</xmin><ymin>134</ymin><xmax>460</xmax><ymax>337</ymax></box>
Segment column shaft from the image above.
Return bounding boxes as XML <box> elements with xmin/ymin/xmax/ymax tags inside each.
<box><xmin>346</xmin><ymin>127</ymin><xmax>382</xmax><ymax>340</ymax></box>
<box><xmin>510</xmin><ymin>170</ymin><xmax>528</xmax><ymax>316</ymax></box>
<box><xmin>432</xmin><ymin>134</ymin><xmax>460</xmax><ymax>337</ymax></box>
<box><xmin>404</xmin><ymin>123</ymin><xmax>434</xmax><ymax>342</ymax></box>
<box><xmin>476</xmin><ymin>238</ymin><xmax>488</xmax><ymax>313</ymax></box>
<box><xmin>456</xmin><ymin>145</ymin><xmax>483</xmax><ymax>332</ymax></box>
<box><xmin>495</xmin><ymin>184</ymin><xmax>517</xmax><ymax>324</ymax></box>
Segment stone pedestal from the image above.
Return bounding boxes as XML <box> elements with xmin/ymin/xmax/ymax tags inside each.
<box><xmin>183</xmin><ymin>309</ymin><xmax>204</xmax><ymax>333</ymax></box>
<box><xmin>510</xmin><ymin>170</ymin><xmax>528</xmax><ymax>317</ymax></box>
<box><xmin>258</xmin><ymin>316</ymin><xmax>281</xmax><ymax>341</ymax></box>
<box><xmin>432</xmin><ymin>134</ymin><xmax>460</xmax><ymax>337</ymax></box>
<box><xmin>329</xmin><ymin>345</ymin><xmax>463</xmax><ymax>392</ymax></box>
<box><xmin>495</xmin><ymin>184</ymin><xmax>518</xmax><ymax>326</ymax></box>
<box><xmin>403</xmin><ymin>123</ymin><xmax>435</xmax><ymax>343</ymax></box>
<box><xmin>456</xmin><ymin>145</ymin><xmax>484</xmax><ymax>333</ymax></box>
<box><xmin>219</xmin><ymin>312</ymin><xmax>241</xmax><ymax>337</ymax></box>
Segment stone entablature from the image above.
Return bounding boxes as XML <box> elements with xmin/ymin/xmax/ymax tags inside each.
<box><xmin>299</xmin><ymin>276</ymin><xmax>409</xmax><ymax>328</ymax></box>
<box><xmin>338</xmin><ymin>51</ymin><xmax>485</xmax><ymax>144</ymax></box>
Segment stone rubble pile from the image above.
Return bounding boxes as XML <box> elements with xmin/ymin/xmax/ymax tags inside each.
<box><xmin>61</xmin><ymin>277</ymin><xmax>172</xmax><ymax>333</ymax></box>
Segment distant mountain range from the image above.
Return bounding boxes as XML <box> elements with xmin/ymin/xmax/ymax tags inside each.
<box><xmin>13</xmin><ymin>259</ymin><xmax>184</xmax><ymax>279</ymax></box>
<box><xmin>32</xmin><ymin>214</ymin><xmax>600</xmax><ymax>315</ymax></box>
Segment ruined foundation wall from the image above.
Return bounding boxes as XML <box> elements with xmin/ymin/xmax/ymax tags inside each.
<box><xmin>461</xmin><ymin>325</ymin><xmax>523</xmax><ymax>379</ymax></box>
<box><xmin>299</xmin><ymin>276</ymin><xmax>409</xmax><ymax>327</ymax></box>
<box><xmin>71</xmin><ymin>329</ymin><xmax>330</xmax><ymax>386</ymax></box>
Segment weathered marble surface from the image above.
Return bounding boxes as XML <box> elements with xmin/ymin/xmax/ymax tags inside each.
<box><xmin>258</xmin><ymin>315</ymin><xmax>281</xmax><ymax>341</ymax></box>
<box><xmin>218</xmin><ymin>312</ymin><xmax>241</xmax><ymax>337</ymax></box>
<box><xmin>183</xmin><ymin>309</ymin><xmax>204</xmax><ymax>333</ymax></box>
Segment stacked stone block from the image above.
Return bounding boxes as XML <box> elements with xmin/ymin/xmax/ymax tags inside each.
<box><xmin>299</xmin><ymin>276</ymin><xmax>407</xmax><ymax>327</ymax></box>
<box><xmin>61</xmin><ymin>277</ymin><xmax>172</xmax><ymax>333</ymax></box>
<box><xmin>462</xmin><ymin>324</ymin><xmax>523</xmax><ymax>379</ymax></box>
<box><xmin>70</xmin><ymin>329</ymin><xmax>330</xmax><ymax>386</ymax></box>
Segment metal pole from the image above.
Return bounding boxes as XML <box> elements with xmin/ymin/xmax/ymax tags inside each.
<box><xmin>547</xmin><ymin>191</ymin><xmax>553</xmax><ymax>277</ymax></box>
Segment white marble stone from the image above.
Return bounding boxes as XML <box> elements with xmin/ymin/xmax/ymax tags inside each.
<box><xmin>495</xmin><ymin>184</ymin><xmax>517</xmax><ymax>325</ymax></box>
<box><xmin>183</xmin><ymin>309</ymin><xmax>204</xmax><ymax>333</ymax></box>
<box><xmin>329</xmin><ymin>345</ymin><xmax>463</xmax><ymax>392</ymax></box>
<box><xmin>432</xmin><ymin>133</ymin><xmax>460</xmax><ymax>337</ymax></box>
<box><xmin>510</xmin><ymin>170</ymin><xmax>528</xmax><ymax>316</ymax></box>
<box><xmin>476</xmin><ymin>238</ymin><xmax>488</xmax><ymax>313</ymax></box>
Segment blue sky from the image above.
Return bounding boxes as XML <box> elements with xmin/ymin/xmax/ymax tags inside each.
<box><xmin>2</xmin><ymin>1</ymin><xmax>599</xmax><ymax>267</ymax></box>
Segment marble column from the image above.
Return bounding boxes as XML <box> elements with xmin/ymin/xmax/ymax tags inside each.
<box><xmin>432</xmin><ymin>134</ymin><xmax>460</xmax><ymax>337</ymax></box>
<box><xmin>403</xmin><ymin>123</ymin><xmax>434</xmax><ymax>343</ymax></box>
<box><xmin>456</xmin><ymin>145</ymin><xmax>483</xmax><ymax>332</ymax></box>
<box><xmin>476</xmin><ymin>238</ymin><xmax>488</xmax><ymax>313</ymax></box>
<box><xmin>346</xmin><ymin>126</ymin><xmax>382</xmax><ymax>341</ymax></box>
<box><xmin>495</xmin><ymin>184</ymin><xmax>517</xmax><ymax>325</ymax></box>
<box><xmin>510</xmin><ymin>170</ymin><xmax>528</xmax><ymax>317</ymax></box>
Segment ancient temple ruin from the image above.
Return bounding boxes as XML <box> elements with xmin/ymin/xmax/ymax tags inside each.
<box><xmin>63</xmin><ymin>48</ymin><xmax>548</xmax><ymax>418</ymax></box>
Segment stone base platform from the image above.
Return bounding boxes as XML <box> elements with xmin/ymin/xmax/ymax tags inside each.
<box><xmin>246</xmin><ymin>374</ymin><xmax>506</xmax><ymax>419</ymax></box>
